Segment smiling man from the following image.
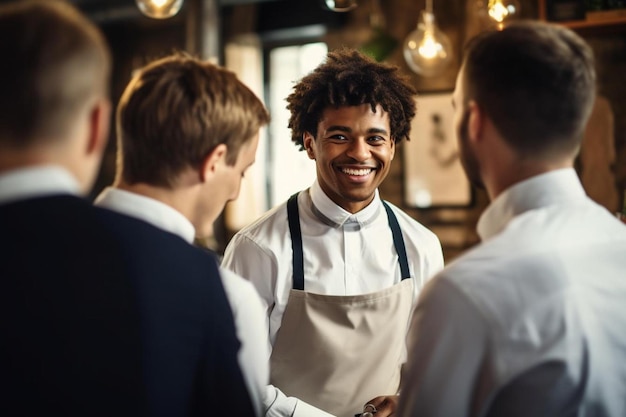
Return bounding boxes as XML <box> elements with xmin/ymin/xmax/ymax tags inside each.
<box><xmin>222</xmin><ymin>48</ymin><xmax>444</xmax><ymax>417</ymax></box>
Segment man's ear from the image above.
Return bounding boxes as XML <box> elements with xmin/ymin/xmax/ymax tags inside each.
<box><xmin>467</xmin><ymin>100</ymin><xmax>484</xmax><ymax>143</ymax></box>
<box><xmin>303</xmin><ymin>132</ymin><xmax>315</xmax><ymax>160</ymax></box>
<box><xmin>86</xmin><ymin>98</ymin><xmax>111</xmax><ymax>156</ymax></box>
<box><xmin>200</xmin><ymin>143</ymin><xmax>228</xmax><ymax>182</ymax></box>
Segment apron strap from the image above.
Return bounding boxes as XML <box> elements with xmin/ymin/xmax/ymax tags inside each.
<box><xmin>287</xmin><ymin>192</ymin><xmax>305</xmax><ymax>291</ymax></box>
<box><xmin>382</xmin><ymin>201</ymin><xmax>411</xmax><ymax>280</ymax></box>
<box><xmin>286</xmin><ymin>193</ymin><xmax>411</xmax><ymax>290</ymax></box>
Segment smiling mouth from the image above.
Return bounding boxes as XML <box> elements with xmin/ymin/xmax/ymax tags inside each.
<box><xmin>341</xmin><ymin>167</ymin><xmax>373</xmax><ymax>176</ymax></box>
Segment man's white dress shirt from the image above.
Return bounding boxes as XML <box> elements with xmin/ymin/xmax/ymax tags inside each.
<box><xmin>0</xmin><ymin>166</ymin><xmax>80</xmax><ymax>204</ymax></box>
<box><xmin>95</xmin><ymin>187</ymin><xmax>270</xmax><ymax>416</ymax></box>
<box><xmin>222</xmin><ymin>180</ymin><xmax>444</xmax><ymax>417</ymax></box>
<box><xmin>398</xmin><ymin>168</ymin><xmax>626</xmax><ymax>417</ymax></box>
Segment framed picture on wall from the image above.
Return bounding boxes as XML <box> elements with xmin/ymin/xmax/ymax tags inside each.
<box><xmin>403</xmin><ymin>91</ymin><xmax>472</xmax><ymax>208</ymax></box>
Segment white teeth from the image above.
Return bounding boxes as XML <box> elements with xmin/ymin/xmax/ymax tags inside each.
<box><xmin>342</xmin><ymin>168</ymin><xmax>372</xmax><ymax>176</ymax></box>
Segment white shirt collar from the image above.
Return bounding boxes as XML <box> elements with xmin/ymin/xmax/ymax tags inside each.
<box><xmin>309</xmin><ymin>179</ymin><xmax>381</xmax><ymax>228</ymax></box>
<box><xmin>95</xmin><ymin>187</ymin><xmax>196</xmax><ymax>243</ymax></box>
<box><xmin>477</xmin><ymin>168</ymin><xmax>587</xmax><ymax>240</ymax></box>
<box><xmin>0</xmin><ymin>165</ymin><xmax>80</xmax><ymax>205</ymax></box>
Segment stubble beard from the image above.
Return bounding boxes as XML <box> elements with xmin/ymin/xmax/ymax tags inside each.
<box><xmin>458</xmin><ymin>110</ymin><xmax>485</xmax><ymax>190</ymax></box>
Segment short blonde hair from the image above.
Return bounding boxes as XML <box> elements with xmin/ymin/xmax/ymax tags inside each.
<box><xmin>117</xmin><ymin>53</ymin><xmax>270</xmax><ymax>187</ymax></box>
<box><xmin>0</xmin><ymin>0</ymin><xmax>111</xmax><ymax>145</ymax></box>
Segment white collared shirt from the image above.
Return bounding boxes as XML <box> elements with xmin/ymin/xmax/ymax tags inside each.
<box><xmin>0</xmin><ymin>165</ymin><xmax>80</xmax><ymax>205</ymax></box>
<box><xmin>95</xmin><ymin>187</ymin><xmax>270</xmax><ymax>417</ymax></box>
<box><xmin>222</xmin><ymin>179</ymin><xmax>444</xmax><ymax>417</ymax></box>
<box><xmin>399</xmin><ymin>168</ymin><xmax>626</xmax><ymax>417</ymax></box>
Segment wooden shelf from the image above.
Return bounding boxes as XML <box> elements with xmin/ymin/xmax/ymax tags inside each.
<box><xmin>538</xmin><ymin>0</ymin><xmax>626</xmax><ymax>31</ymax></box>
<box><xmin>559</xmin><ymin>15</ymin><xmax>626</xmax><ymax>29</ymax></box>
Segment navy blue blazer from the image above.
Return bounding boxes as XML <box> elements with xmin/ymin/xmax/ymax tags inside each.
<box><xmin>0</xmin><ymin>195</ymin><xmax>255</xmax><ymax>417</ymax></box>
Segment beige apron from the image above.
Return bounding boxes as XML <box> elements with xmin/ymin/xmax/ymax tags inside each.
<box><xmin>270</xmin><ymin>193</ymin><xmax>415</xmax><ymax>417</ymax></box>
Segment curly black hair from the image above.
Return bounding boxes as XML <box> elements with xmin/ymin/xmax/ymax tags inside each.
<box><xmin>286</xmin><ymin>48</ymin><xmax>417</xmax><ymax>150</ymax></box>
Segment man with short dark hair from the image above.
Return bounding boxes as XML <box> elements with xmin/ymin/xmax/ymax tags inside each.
<box><xmin>397</xmin><ymin>21</ymin><xmax>626</xmax><ymax>417</ymax></box>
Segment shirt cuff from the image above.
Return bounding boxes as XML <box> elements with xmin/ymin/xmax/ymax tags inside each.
<box><xmin>293</xmin><ymin>400</ymin><xmax>337</xmax><ymax>417</ymax></box>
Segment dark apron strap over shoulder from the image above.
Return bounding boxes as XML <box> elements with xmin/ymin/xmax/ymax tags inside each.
<box><xmin>287</xmin><ymin>192</ymin><xmax>305</xmax><ymax>290</ymax></box>
<box><xmin>382</xmin><ymin>201</ymin><xmax>411</xmax><ymax>280</ymax></box>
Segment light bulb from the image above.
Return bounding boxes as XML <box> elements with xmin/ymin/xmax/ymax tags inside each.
<box><xmin>403</xmin><ymin>10</ymin><xmax>452</xmax><ymax>77</ymax></box>
<box><xmin>321</xmin><ymin>0</ymin><xmax>358</xmax><ymax>12</ymax></box>
<box><xmin>135</xmin><ymin>0</ymin><xmax>183</xmax><ymax>19</ymax></box>
<box><xmin>487</xmin><ymin>0</ymin><xmax>520</xmax><ymax>25</ymax></box>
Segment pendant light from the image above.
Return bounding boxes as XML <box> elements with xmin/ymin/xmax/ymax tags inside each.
<box><xmin>487</xmin><ymin>0</ymin><xmax>520</xmax><ymax>28</ymax></box>
<box><xmin>321</xmin><ymin>0</ymin><xmax>358</xmax><ymax>12</ymax></box>
<box><xmin>403</xmin><ymin>0</ymin><xmax>452</xmax><ymax>77</ymax></box>
<box><xmin>136</xmin><ymin>0</ymin><xmax>183</xmax><ymax>19</ymax></box>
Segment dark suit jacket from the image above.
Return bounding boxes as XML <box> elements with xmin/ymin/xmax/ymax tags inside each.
<box><xmin>0</xmin><ymin>195</ymin><xmax>255</xmax><ymax>417</ymax></box>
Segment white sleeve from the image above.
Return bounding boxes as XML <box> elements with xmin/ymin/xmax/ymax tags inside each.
<box><xmin>398</xmin><ymin>275</ymin><xmax>488</xmax><ymax>417</ymax></box>
<box><xmin>218</xmin><ymin>268</ymin><xmax>270</xmax><ymax>417</ymax></box>
<box><xmin>222</xmin><ymin>233</ymin><xmax>277</xmax><ymax>317</ymax></box>
<box><xmin>263</xmin><ymin>386</ymin><xmax>336</xmax><ymax>417</ymax></box>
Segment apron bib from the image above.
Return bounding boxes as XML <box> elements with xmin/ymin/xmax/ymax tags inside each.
<box><xmin>269</xmin><ymin>193</ymin><xmax>414</xmax><ymax>417</ymax></box>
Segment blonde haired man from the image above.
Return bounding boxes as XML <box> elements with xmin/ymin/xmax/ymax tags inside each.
<box><xmin>95</xmin><ymin>53</ymin><xmax>271</xmax><ymax>416</ymax></box>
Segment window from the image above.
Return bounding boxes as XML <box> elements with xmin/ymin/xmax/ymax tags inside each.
<box><xmin>266</xmin><ymin>42</ymin><xmax>327</xmax><ymax>208</ymax></box>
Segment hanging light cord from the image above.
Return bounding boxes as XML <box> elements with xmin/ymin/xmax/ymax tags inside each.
<box><xmin>426</xmin><ymin>0</ymin><xmax>433</xmax><ymax>14</ymax></box>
